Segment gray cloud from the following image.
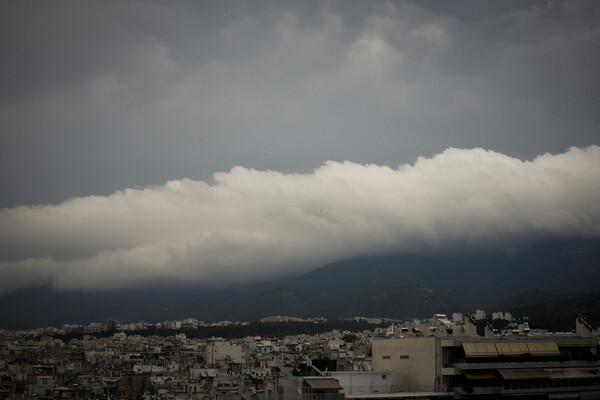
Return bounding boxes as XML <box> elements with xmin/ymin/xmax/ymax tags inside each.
<box><xmin>1</xmin><ymin>1</ymin><xmax>599</xmax><ymax>207</ymax></box>
<box><xmin>1</xmin><ymin>146</ymin><xmax>599</xmax><ymax>295</ymax></box>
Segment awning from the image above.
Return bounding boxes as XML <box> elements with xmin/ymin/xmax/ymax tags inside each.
<box><xmin>495</xmin><ymin>342</ymin><xmax>529</xmax><ymax>356</ymax></box>
<box><xmin>200</xmin><ymin>369</ymin><xmax>218</xmax><ymax>378</ymax></box>
<box><xmin>548</xmin><ymin>393</ymin><xmax>581</xmax><ymax>400</ymax></box>
<box><xmin>557</xmin><ymin>341</ymin><xmax>597</xmax><ymax>347</ymax></box>
<box><xmin>463</xmin><ymin>371</ymin><xmax>497</xmax><ymax>380</ymax></box>
<box><xmin>546</xmin><ymin>368</ymin><xmax>600</xmax><ymax>380</ymax></box>
<box><xmin>304</xmin><ymin>378</ymin><xmax>343</xmax><ymax>390</ymax></box>
<box><xmin>463</xmin><ymin>342</ymin><xmax>498</xmax><ymax>357</ymax></box>
<box><xmin>581</xmin><ymin>390</ymin><xmax>600</xmax><ymax>400</ymax></box>
<box><xmin>499</xmin><ymin>369</ymin><xmax>549</xmax><ymax>380</ymax></box>
<box><xmin>527</xmin><ymin>341</ymin><xmax>560</xmax><ymax>356</ymax></box>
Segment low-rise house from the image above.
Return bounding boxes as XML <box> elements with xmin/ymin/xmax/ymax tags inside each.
<box><xmin>329</xmin><ymin>371</ymin><xmax>391</xmax><ymax>395</ymax></box>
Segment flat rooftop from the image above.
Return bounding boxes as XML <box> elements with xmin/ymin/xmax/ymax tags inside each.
<box><xmin>346</xmin><ymin>392</ymin><xmax>452</xmax><ymax>399</ymax></box>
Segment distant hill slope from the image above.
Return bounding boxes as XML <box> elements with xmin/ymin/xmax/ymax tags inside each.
<box><xmin>0</xmin><ymin>285</ymin><xmax>216</xmax><ymax>330</ymax></box>
<box><xmin>0</xmin><ymin>237</ymin><xmax>599</xmax><ymax>330</ymax></box>
<box><xmin>278</xmin><ymin>252</ymin><xmax>509</xmax><ymax>310</ymax></box>
<box><xmin>281</xmin><ymin>237</ymin><xmax>600</xmax><ymax>311</ymax></box>
<box><xmin>489</xmin><ymin>288</ymin><xmax>566</xmax><ymax>312</ymax></box>
<box><xmin>193</xmin><ymin>282</ymin><xmax>457</xmax><ymax>323</ymax></box>
<box><xmin>501</xmin><ymin>238</ymin><xmax>600</xmax><ymax>295</ymax></box>
<box><xmin>509</xmin><ymin>291</ymin><xmax>600</xmax><ymax>332</ymax></box>
<box><xmin>327</xmin><ymin>284</ymin><xmax>460</xmax><ymax>320</ymax></box>
<box><xmin>219</xmin><ymin>287</ymin><xmax>313</xmax><ymax>322</ymax></box>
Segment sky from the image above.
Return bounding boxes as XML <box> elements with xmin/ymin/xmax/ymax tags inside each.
<box><xmin>1</xmin><ymin>0</ymin><xmax>599</xmax><ymax>294</ymax></box>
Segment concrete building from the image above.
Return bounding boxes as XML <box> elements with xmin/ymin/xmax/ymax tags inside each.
<box><xmin>372</xmin><ymin>315</ymin><xmax>600</xmax><ymax>399</ymax></box>
<box><xmin>330</xmin><ymin>371</ymin><xmax>392</xmax><ymax>395</ymax></box>
<box><xmin>373</xmin><ymin>336</ymin><xmax>440</xmax><ymax>393</ymax></box>
<box><xmin>205</xmin><ymin>342</ymin><xmax>244</xmax><ymax>366</ymax></box>
<box><xmin>491</xmin><ymin>312</ymin><xmax>504</xmax><ymax>320</ymax></box>
<box><xmin>452</xmin><ymin>314</ymin><xmax>463</xmax><ymax>323</ymax></box>
<box><xmin>302</xmin><ymin>377</ymin><xmax>344</xmax><ymax>400</ymax></box>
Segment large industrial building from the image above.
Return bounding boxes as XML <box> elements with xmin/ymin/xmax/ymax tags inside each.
<box><xmin>372</xmin><ymin>315</ymin><xmax>600</xmax><ymax>399</ymax></box>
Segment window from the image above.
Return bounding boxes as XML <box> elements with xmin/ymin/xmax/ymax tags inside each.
<box><xmin>382</xmin><ymin>355</ymin><xmax>391</xmax><ymax>359</ymax></box>
<box><xmin>381</xmin><ymin>375</ymin><xmax>387</xmax><ymax>380</ymax></box>
<box><xmin>400</xmin><ymin>355</ymin><xmax>409</xmax><ymax>359</ymax></box>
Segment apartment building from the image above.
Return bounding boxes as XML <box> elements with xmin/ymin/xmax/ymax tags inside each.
<box><xmin>372</xmin><ymin>315</ymin><xmax>600</xmax><ymax>399</ymax></box>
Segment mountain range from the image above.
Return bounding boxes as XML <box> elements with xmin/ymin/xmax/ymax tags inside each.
<box><xmin>1</xmin><ymin>237</ymin><xmax>599</xmax><ymax>330</ymax></box>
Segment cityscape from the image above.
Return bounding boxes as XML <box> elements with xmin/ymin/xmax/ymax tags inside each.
<box><xmin>1</xmin><ymin>311</ymin><xmax>598</xmax><ymax>399</ymax></box>
<box><xmin>2</xmin><ymin>0</ymin><xmax>600</xmax><ymax>399</ymax></box>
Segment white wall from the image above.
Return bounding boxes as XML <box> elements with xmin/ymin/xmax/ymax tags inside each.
<box><xmin>206</xmin><ymin>342</ymin><xmax>244</xmax><ymax>365</ymax></box>
<box><xmin>372</xmin><ymin>337</ymin><xmax>436</xmax><ymax>391</ymax></box>
<box><xmin>330</xmin><ymin>372</ymin><xmax>392</xmax><ymax>394</ymax></box>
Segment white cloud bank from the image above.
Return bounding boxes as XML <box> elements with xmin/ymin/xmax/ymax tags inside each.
<box><xmin>1</xmin><ymin>146</ymin><xmax>599</xmax><ymax>295</ymax></box>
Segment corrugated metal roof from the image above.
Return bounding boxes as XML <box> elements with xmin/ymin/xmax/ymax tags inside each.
<box><xmin>527</xmin><ymin>341</ymin><xmax>560</xmax><ymax>356</ymax></box>
<box><xmin>463</xmin><ymin>371</ymin><xmax>497</xmax><ymax>380</ymax></box>
<box><xmin>495</xmin><ymin>342</ymin><xmax>529</xmax><ymax>356</ymax></box>
<box><xmin>499</xmin><ymin>369</ymin><xmax>549</xmax><ymax>380</ymax></box>
<box><xmin>304</xmin><ymin>378</ymin><xmax>343</xmax><ymax>390</ymax></box>
<box><xmin>556</xmin><ymin>340</ymin><xmax>597</xmax><ymax>347</ymax></box>
<box><xmin>548</xmin><ymin>393</ymin><xmax>581</xmax><ymax>400</ymax></box>
<box><xmin>546</xmin><ymin>368</ymin><xmax>600</xmax><ymax>379</ymax></box>
<box><xmin>462</xmin><ymin>342</ymin><xmax>498</xmax><ymax>357</ymax></box>
<box><xmin>581</xmin><ymin>390</ymin><xmax>600</xmax><ymax>400</ymax></box>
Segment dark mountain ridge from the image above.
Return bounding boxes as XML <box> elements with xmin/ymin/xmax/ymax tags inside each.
<box><xmin>1</xmin><ymin>237</ymin><xmax>599</xmax><ymax>330</ymax></box>
<box><xmin>509</xmin><ymin>291</ymin><xmax>600</xmax><ymax>332</ymax></box>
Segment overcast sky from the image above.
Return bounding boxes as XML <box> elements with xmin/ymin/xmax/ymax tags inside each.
<box><xmin>1</xmin><ymin>1</ymin><xmax>599</xmax><ymax>293</ymax></box>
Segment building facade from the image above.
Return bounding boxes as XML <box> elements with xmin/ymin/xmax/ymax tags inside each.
<box><xmin>372</xmin><ymin>316</ymin><xmax>600</xmax><ymax>399</ymax></box>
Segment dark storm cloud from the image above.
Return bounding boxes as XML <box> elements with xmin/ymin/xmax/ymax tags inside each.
<box><xmin>0</xmin><ymin>146</ymin><xmax>599</xmax><ymax>295</ymax></box>
<box><xmin>1</xmin><ymin>0</ymin><xmax>599</xmax><ymax>207</ymax></box>
<box><xmin>1</xmin><ymin>1</ymin><xmax>599</xmax><ymax>293</ymax></box>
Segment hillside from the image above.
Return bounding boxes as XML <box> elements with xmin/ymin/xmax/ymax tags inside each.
<box><xmin>509</xmin><ymin>291</ymin><xmax>600</xmax><ymax>332</ymax></box>
<box><xmin>327</xmin><ymin>284</ymin><xmax>460</xmax><ymax>320</ymax></box>
<box><xmin>1</xmin><ymin>237</ymin><xmax>599</xmax><ymax>330</ymax></box>
<box><xmin>489</xmin><ymin>288</ymin><xmax>569</xmax><ymax>312</ymax></box>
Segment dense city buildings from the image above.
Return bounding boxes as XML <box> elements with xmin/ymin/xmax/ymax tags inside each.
<box><xmin>0</xmin><ymin>313</ymin><xmax>598</xmax><ymax>399</ymax></box>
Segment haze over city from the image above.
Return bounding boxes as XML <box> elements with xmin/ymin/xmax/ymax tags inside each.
<box><xmin>1</xmin><ymin>0</ymin><xmax>599</xmax><ymax>297</ymax></box>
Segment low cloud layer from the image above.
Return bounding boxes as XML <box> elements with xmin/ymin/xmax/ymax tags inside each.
<box><xmin>1</xmin><ymin>146</ymin><xmax>599</xmax><ymax>295</ymax></box>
